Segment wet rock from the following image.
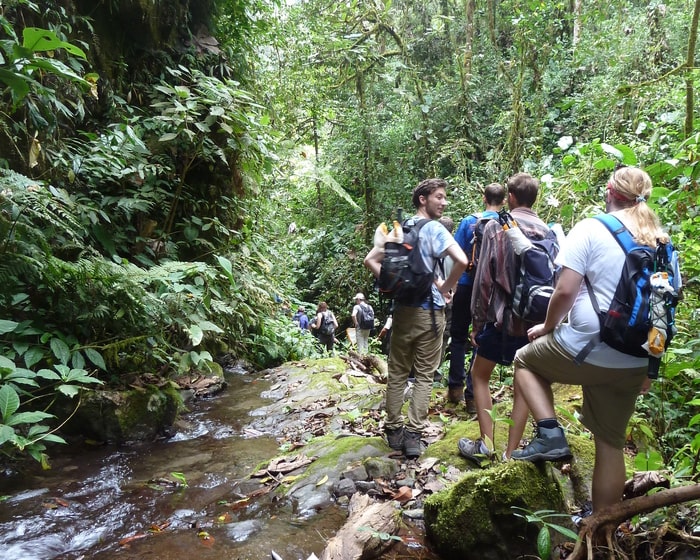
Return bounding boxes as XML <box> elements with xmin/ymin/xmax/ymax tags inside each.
<box><xmin>363</xmin><ymin>457</ymin><xmax>397</xmax><ymax>480</ymax></box>
<box><xmin>333</xmin><ymin>478</ymin><xmax>357</xmax><ymax>498</ymax></box>
<box><xmin>341</xmin><ymin>464</ymin><xmax>368</xmax><ymax>482</ymax></box>
<box><xmin>56</xmin><ymin>385</ymin><xmax>182</xmax><ymax>443</ymax></box>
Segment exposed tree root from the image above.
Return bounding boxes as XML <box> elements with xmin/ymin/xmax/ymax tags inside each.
<box><xmin>566</xmin><ymin>483</ymin><xmax>700</xmax><ymax>560</ymax></box>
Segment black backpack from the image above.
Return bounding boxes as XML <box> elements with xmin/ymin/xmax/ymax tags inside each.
<box><xmin>319</xmin><ymin>311</ymin><xmax>335</xmax><ymax>335</ymax></box>
<box><xmin>575</xmin><ymin>214</ymin><xmax>680</xmax><ymax>371</ymax></box>
<box><xmin>467</xmin><ymin>213</ymin><xmax>497</xmax><ymax>280</ymax></box>
<box><xmin>500</xmin><ymin>210</ymin><xmax>560</xmax><ymax>324</ymax></box>
<box><xmin>357</xmin><ymin>303</ymin><xmax>375</xmax><ymax>330</ymax></box>
<box><xmin>378</xmin><ymin>219</ymin><xmax>441</xmax><ymax>305</ymax></box>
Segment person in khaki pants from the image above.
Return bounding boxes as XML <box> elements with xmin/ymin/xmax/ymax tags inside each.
<box><xmin>364</xmin><ymin>178</ymin><xmax>466</xmax><ymax>458</ymax></box>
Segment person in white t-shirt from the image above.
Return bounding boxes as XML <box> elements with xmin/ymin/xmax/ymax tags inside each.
<box><xmin>507</xmin><ymin>166</ymin><xmax>671</xmax><ymax>513</ymax></box>
<box><xmin>351</xmin><ymin>293</ymin><xmax>372</xmax><ymax>354</ymax></box>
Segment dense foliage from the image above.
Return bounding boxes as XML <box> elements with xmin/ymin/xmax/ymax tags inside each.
<box><xmin>0</xmin><ymin>0</ymin><xmax>698</xmax><ymax>514</ymax></box>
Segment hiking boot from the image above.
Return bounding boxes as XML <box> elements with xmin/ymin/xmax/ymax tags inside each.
<box><xmin>447</xmin><ymin>386</ymin><xmax>463</xmax><ymax>404</ymax></box>
<box><xmin>465</xmin><ymin>398</ymin><xmax>477</xmax><ymax>415</ymax></box>
<box><xmin>385</xmin><ymin>426</ymin><xmax>405</xmax><ymax>451</ymax></box>
<box><xmin>403</xmin><ymin>430</ymin><xmax>423</xmax><ymax>458</ymax></box>
<box><xmin>457</xmin><ymin>437</ymin><xmax>493</xmax><ymax>467</ymax></box>
<box><xmin>511</xmin><ymin>426</ymin><xmax>573</xmax><ymax>462</ymax></box>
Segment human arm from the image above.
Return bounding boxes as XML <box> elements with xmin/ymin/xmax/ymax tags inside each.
<box><xmin>437</xmin><ymin>242</ymin><xmax>468</xmax><ymax>296</ymax></box>
<box><xmin>364</xmin><ymin>246</ymin><xmax>383</xmax><ymax>278</ymax></box>
<box><xmin>526</xmin><ymin>266</ymin><xmax>582</xmax><ymax>341</ymax></box>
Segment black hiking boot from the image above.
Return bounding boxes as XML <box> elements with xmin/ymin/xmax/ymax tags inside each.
<box><xmin>385</xmin><ymin>426</ymin><xmax>405</xmax><ymax>451</ymax></box>
<box><xmin>403</xmin><ymin>430</ymin><xmax>423</xmax><ymax>458</ymax></box>
<box><xmin>511</xmin><ymin>426</ymin><xmax>573</xmax><ymax>462</ymax></box>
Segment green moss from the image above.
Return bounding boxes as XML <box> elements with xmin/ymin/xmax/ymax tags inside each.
<box><xmin>115</xmin><ymin>384</ymin><xmax>181</xmax><ymax>437</ymax></box>
<box><xmin>424</xmin><ymin>461</ymin><xmax>567</xmax><ymax>559</ymax></box>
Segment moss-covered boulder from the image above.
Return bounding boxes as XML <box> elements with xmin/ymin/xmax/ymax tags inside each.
<box><xmin>61</xmin><ymin>384</ymin><xmax>184</xmax><ymax>443</ymax></box>
<box><xmin>423</xmin><ymin>460</ymin><xmax>569</xmax><ymax>560</ymax></box>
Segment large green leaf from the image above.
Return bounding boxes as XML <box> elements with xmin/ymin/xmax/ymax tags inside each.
<box><xmin>84</xmin><ymin>348</ymin><xmax>107</xmax><ymax>371</ymax></box>
<box><xmin>0</xmin><ymin>320</ymin><xmax>18</xmax><ymax>334</ymax></box>
<box><xmin>22</xmin><ymin>27</ymin><xmax>87</xmax><ymax>59</ymax></box>
<box><xmin>50</xmin><ymin>338</ymin><xmax>71</xmax><ymax>365</ymax></box>
<box><xmin>0</xmin><ymin>424</ymin><xmax>16</xmax><ymax>446</ymax></box>
<box><xmin>0</xmin><ymin>385</ymin><xmax>21</xmax><ymax>422</ymax></box>
<box><xmin>6</xmin><ymin>410</ymin><xmax>54</xmax><ymax>427</ymax></box>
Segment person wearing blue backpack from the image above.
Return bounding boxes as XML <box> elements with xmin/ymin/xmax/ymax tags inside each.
<box><xmin>457</xmin><ymin>172</ymin><xmax>554</xmax><ymax>465</ymax></box>
<box><xmin>509</xmin><ymin>166</ymin><xmax>677</xmax><ymax>514</ymax></box>
<box><xmin>447</xmin><ymin>183</ymin><xmax>506</xmax><ymax>413</ymax></box>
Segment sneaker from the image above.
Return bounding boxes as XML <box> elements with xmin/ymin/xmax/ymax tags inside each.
<box><xmin>511</xmin><ymin>426</ymin><xmax>573</xmax><ymax>462</ymax></box>
<box><xmin>457</xmin><ymin>437</ymin><xmax>493</xmax><ymax>467</ymax></box>
<box><xmin>447</xmin><ymin>386</ymin><xmax>463</xmax><ymax>404</ymax></box>
<box><xmin>403</xmin><ymin>430</ymin><xmax>423</xmax><ymax>458</ymax></box>
<box><xmin>465</xmin><ymin>398</ymin><xmax>477</xmax><ymax>415</ymax></box>
<box><xmin>385</xmin><ymin>426</ymin><xmax>405</xmax><ymax>451</ymax></box>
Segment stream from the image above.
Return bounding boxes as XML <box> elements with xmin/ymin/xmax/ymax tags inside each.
<box><xmin>0</xmin><ymin>368</ymin><xmax>351</xmax><ymax>560</ymax></box>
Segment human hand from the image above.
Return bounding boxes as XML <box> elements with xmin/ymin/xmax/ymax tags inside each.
<box><xmin>527</xmin><ymin>323</ymin><xmax>548</xmax><ymax>341</ymax></box>
<box><xmin>639</xmin><ymin>377</ymin><xmax>652</xmax><ymax>395</ymax></box>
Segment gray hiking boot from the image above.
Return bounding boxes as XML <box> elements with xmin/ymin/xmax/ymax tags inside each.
<box><xmin>511</xmin><ymin>426</ymin><xmax>573</xmax><ymax>462</ymax></box>
<box><xmin>457</xmin><ymin>437</ymin><xmax>493</xmax><ymax>467</ymax></box>
<box><xmin>403</xmin><ymin>430</ymin><xmax>423</xmax><ymax>458</ymax></box>
<box><xmin>385</xmin><ymin>426</ymin><xmax>405</xmax><ymax>451</ymax></box>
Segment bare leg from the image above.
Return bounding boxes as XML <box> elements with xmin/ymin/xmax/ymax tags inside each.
<box><xmin>592</xmin><ymin>437</ymin><xmax>625</xmax><ymax>511</ymax></box>
<box><xmin>513</xmin><ymin>364</ymin><xmax>555</xmax><ymax>420</ymax></box>
<box><xmin>471</xmin><ymin>354</ymin><xmax>496</xmax><ymax>445</ymax></box>
<box><xmin>505</xmin><ymin>385</ymin><xmax>530</xmax><ymax>458</ymax></box>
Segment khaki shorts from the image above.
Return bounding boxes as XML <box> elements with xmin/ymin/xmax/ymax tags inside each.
<box><xmin>514</xmin><ymin>334</ymin><xmax>647</xmax><ymax>449</ymax></box>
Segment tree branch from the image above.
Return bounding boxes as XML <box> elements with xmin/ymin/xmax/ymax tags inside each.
<box><xmin>567</xmin><ymin>484</ymin><xmax>700</xmax><ymax>560</ymax></box>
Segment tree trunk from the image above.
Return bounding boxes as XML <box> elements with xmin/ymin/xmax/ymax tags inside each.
<box><xmin>572</xmin><ymin>0</ymin><xmax>582</xmax><ymax>48</ymax></box>
<box><xmin>461</xmin><ymin>0</ymin><xmax>475</xmax><ymax>94</ymax></box>
<box><xmin>685</xmin><ymin>0</ymin><xmax>700</xmax><ymax>138</ymax></box>
<box><xmin>319</xmin><ymin>493</ymin><xmax>400</xmax><ymax>560</ymax></box>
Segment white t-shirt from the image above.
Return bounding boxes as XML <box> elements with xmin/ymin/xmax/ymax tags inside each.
<box><xmin>553</xmin><ymin>212</ymin><xmax>648</xmax><ymax>368</ymax></box>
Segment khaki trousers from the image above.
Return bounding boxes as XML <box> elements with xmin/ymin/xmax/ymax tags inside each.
<box><xmin>385</xmin><ymin>305</ymin><xmax>445</xmax><ymax>433</ymax></box>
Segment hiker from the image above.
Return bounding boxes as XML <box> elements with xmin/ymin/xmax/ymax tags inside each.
<box><xmin>458</xmin><ymin>173</ymin><xmax>551</xmax><ymax>464</ymax></box>
<box><xmin>292</xmin><ymin>306</ymin><xmax>310</xmax><ymax>332</ymax></box>
<box><xmin>508</xmin><ymin>167</ymin><xmax>672</xmax><ymax>511</ymax></box>
<box><xmin>434</xmin><ymin>215</ymin><xmax>455</xmax><ymax>385</ymax></box>
<box><xmin>311</xmin><ymin>301</ymin><xmax>338</xmax><ymax>352</ymax></box>
<box><xmin>364</xmin><ymin>178</ymin><xmax>467</xmax><ymax>458</ymax></box>
<box><xmin>447</xmin><ymin>183</ymin><xmax>506</xmax><ymax>413</ymax></box>
<box><xmin>351</xmin><ymin>293</ymin><xmax>374</xmax><ymax>354</ymax></box>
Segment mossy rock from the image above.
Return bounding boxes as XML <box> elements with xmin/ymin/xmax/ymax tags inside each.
<box><xmin>424</xmin><ymin>460</ymin><xmax>570</xmax><ymax>560</ymax></box>
<box><xmin>60</xmin><ymin>384</ymin><xmax>184</xmax><ymax>443</ymax></box>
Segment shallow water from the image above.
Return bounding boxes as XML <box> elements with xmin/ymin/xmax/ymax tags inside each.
<box><xmin>0</xmin><ymin>371</ymin><xmax>350</xmax><ymax>560</ymax></box>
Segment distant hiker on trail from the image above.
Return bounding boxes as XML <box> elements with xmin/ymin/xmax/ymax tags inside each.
<box><xmin>292</xmin><ymin>306</ymin><xmax>310</xmax><ymax>332</ymax></box>
<box><xmin>509</xmin><ymin>166</ymin><xmax>678</xmax><ymax>513</ymax></box>
<box><xmin>457</xmin><ymin>172</ymin><xmax>552</xmax><ymax>465</ymax></box>
<box><xmin>447</xmin><ymin>183</ymin><xmax>505</xmax><ymax>414</ymax></box>
<box><xmin>364</xmin><ymin>178</ymin><xmax>467</xmax><ymax>459</ymax></box>
<box><xmin>351</xmin><ymin>293</ymin><xmax>374</xmax><ymax>354</ymax></box>
<box><xmin>311</xmin><ymin>301</ymin><xmax>338</xmax><ymax>352</ymax></box>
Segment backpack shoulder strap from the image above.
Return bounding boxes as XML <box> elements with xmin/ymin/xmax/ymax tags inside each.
<box><xmin>594</xmin><ymin>214</ymin><xmax>635</xmax><ymax>254</ymax></box>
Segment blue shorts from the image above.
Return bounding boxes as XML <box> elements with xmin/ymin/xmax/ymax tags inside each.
<box><xmin>474</xmin><ymin>323</ymin><xmax>529</xmax><ymax>365</ymax></box>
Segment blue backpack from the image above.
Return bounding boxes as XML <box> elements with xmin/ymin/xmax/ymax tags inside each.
<box><xmin>576</xmin><ymin>214</ymin><xmax>680</xmax><ymax>369</ymax></box>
